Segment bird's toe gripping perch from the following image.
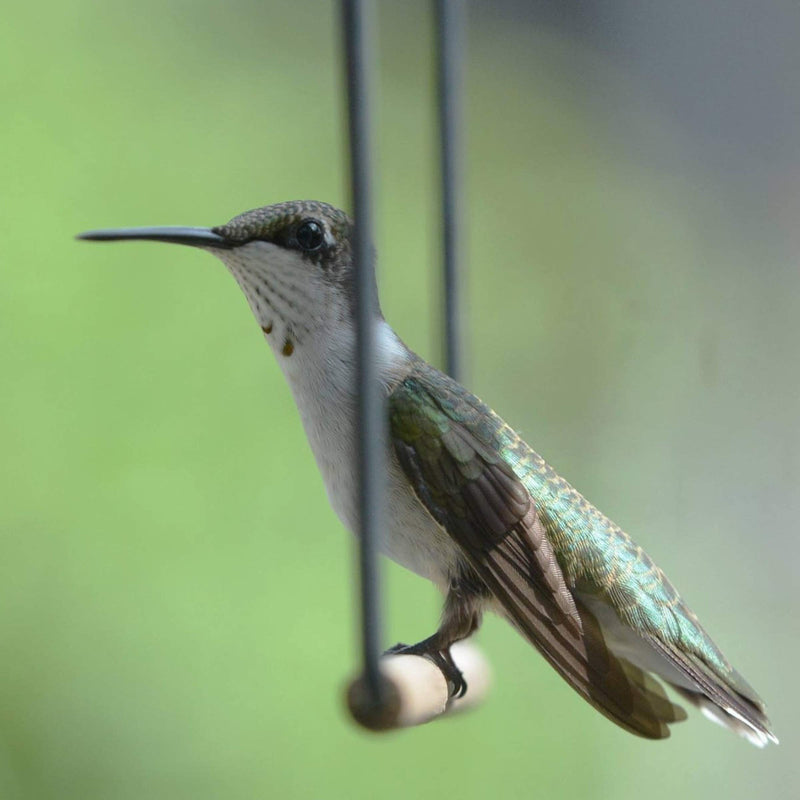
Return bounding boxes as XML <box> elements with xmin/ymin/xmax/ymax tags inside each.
<box><xmin>345</xmin><ymin>640</ymin><xmax>491</xmax><ymax>732</ymax></box>
<box><xmin>384</xmin><ymin>640</ymin><xmax>468</xmax><ymax>698</ymax></box>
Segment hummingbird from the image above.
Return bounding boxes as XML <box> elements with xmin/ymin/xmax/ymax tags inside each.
<box><xmin>78</xmin><ymin>200</ymin><xmax>777</xmax><ymax>746</ymax></box>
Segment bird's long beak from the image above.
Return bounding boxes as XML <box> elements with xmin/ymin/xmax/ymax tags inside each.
<box><xmin>76</xmin><ymin>226</ymin><xmax>233</xmax><ymax>249</ymax></box>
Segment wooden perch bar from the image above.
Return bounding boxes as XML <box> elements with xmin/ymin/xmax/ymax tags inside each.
<box><xmin>346</xmin><ymin>641</ymin><xmax>491</xmax><ymax>731</ymax></box>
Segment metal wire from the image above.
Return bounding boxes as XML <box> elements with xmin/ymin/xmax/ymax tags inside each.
<box><xmin>342</xmin><ymin>0</ymin><xmax>466</xmax><ymax>716</ymax></box>
<box><xmin>341</xmin><ymin>0</ymin><xmax>387</xmax><ymax>706</ymax></box>
<box><xmin>435</xmin><ymin>0</ymin><xmax>466</xmax><ymax>383</ymax></box>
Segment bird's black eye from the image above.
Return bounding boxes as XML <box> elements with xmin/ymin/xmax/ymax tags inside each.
<box><xmin>295</xmin><ymin>219</ymin><xmax>324</xmax><ymax>252</ymax></box>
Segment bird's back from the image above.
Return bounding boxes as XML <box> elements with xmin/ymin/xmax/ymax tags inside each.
<box><xmin>404</xmin><ymin>357</ymin><xmax>775</xmax><ymax>745</ymax></box>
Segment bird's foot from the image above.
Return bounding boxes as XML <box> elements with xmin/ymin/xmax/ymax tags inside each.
<box><xmin>384</xmin><ymin>640</ymin><xmax>467</xmax><ymax>699</ymax></box>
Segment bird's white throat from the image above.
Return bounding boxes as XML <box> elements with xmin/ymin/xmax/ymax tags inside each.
<box><xmin>214</xmin><ymin>241</ymin><xmax>407</xmax><ymax>516</ymax></box>
<box><xmin>211</xmin><ymin>240</ymin><xmax>458</xmax><ymax>584</ymax></box>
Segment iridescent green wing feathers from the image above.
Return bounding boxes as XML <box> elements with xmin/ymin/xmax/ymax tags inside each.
<box><xmin>390</xmin><ymin>360</ymin><xmax>774</xmax><ymax>743</ymax></box>
<box><xmin>389</xmin><ymin>364</ymin><xmax>686</xmax><ymax>739</ymax></box>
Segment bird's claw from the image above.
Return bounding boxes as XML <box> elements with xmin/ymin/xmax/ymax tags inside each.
<box><xmin>439</xmin><ymin>653</ymin><xmax>468</xmax><ymax>699</ymax></box>
<box><xmin>384</xmin><ymin>641</ymin><xmax>467</xmax><ymax>699</ymax></box>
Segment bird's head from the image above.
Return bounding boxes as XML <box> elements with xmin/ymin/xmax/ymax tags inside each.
<box><xmin>79</xmin><ymin>200</ymin><xmax>374</xmax><ymax>358</ymax></box>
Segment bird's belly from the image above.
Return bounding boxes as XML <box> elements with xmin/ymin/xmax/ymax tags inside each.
<box><xmin>315</xmin><ymin>439</ymin><xmax>458</xmax><ymax>588</ymax></box>
<box><xmin>382</xmin><ymin>465</ymin><xmax>460</xmax><ymax>588</ymax></box>
<box><xmin>287</xmin><ymin>356</ymin><xmax>460</xmax><ymax>590</ymax></box>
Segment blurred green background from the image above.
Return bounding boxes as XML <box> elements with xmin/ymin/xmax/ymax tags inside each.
<box><xmin>2</xmin><ymin>1</ymin><xmax>797</xmax><ymax>798</ymax></box>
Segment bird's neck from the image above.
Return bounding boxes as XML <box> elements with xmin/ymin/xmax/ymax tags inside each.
<box><xmin>270</xmin><ymin>317</ymin><xmax>411</xmax><ymax>528</ymax></box>
<box><xmin>274</xmin><ymin>316</ymin><xmax>410</xmax><ymax>399</ymax></box>
<box><xmin>275</xmin><ymin>315</ymin><xmax>410</xmax><ymax>460</ymax></box>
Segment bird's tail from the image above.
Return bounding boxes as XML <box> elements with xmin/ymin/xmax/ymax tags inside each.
<box><xmin>668</xmin><ymin>684</ymin><xmax>778</xmax><ymax>748</ymax></box>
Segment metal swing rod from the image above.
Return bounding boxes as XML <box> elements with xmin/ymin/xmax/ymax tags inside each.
<box><xmin>342</xmin><ymin>0</ymin><xmax>467</xmax><ymax>721</ymax></box>
<box><xmin>342</xmin><ymin>0</ymin><xmax>386</xmax><ymax>709</ymax></box>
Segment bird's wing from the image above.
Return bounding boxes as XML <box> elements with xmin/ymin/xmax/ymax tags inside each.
<box><xmin>389</xmin><ymin>371</ymin><xmax>685</xmax><ymax>738</ymax></box>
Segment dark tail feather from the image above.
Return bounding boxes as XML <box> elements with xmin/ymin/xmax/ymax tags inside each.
<box><xmin>618</xmin><ymin>659</ymin><xmax>688</xmax><ymax>724</ymax></box>
<box><xmin>488</xmin><ymin>568</ymin><xmax>687</xmax><ymax>739</ymax></box>
<box><xmin>644</xmin><ymin>634</ymin><xmax>778</xmax><ymax>747</ymax></box>
<box><xmin>668</xmin><ymin>684</ymin><xmax>778</xmax><ymax>748</ymax></box>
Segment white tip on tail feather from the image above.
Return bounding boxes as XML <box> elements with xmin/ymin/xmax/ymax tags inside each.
<box><xmin>696</xmin><ymin>700</ymin><xmax>778</xmax><ymax>747</ymax></box>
